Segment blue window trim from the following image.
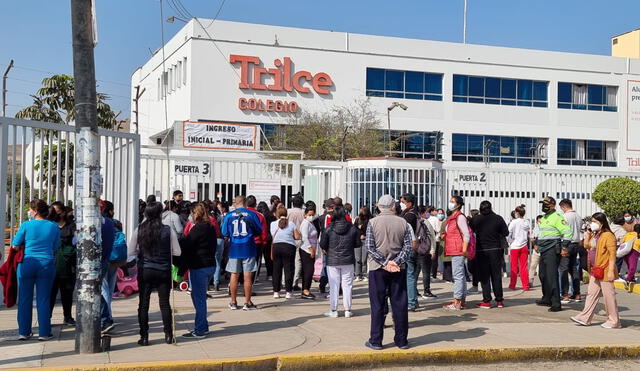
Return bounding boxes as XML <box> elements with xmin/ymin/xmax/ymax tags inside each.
<box><xmin>557</xmin><ymin>82</ymin><xmax>617</xmax><ymax>112</ymax></box>
<box><xmin>452</xmin><ymin>133</ymin><xmax>547</xmax><ymax>163</ymax></box>
<box><xmin>366</xmin><ymin>67</ymin><xmax>443</xmax><ymax>101</ymax></box>
<box><xmin>452</xmin><ymin>75</ymin><xmax>548</xmax><ymax>107</ymax></box>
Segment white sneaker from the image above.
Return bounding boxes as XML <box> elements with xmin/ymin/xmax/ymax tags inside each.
<box><xmin>324</xmin><ymin>310</ymin><xmax>338</xmax><ymax>318</ymax></box>
<box><xmin>601</xmin><ymin>323</ymin><xmax>621</xmax><ymax>329</ymax></box>
<box><xmin>285</xmin><ymin>292</ymin><xmax>293</xmax><ymax>299</ymax></box>
<box><xmin>344</xmin><ymin>310</ymin><xmax>354</xmax><ymax>318</ymax></box>
<box><xmin>355</xmin><ymin>277</ymin><xmax>362</xmax><ymax>282</ymax></box>
<box><xmin>273</xmin><ymin>292</ymin><xmax>280</xmax><ymax>299</ymax></box>
<box><xmin>362</xmin><ymin>277</ymin><xmax>368</xmax><ymax>282</ymax></box>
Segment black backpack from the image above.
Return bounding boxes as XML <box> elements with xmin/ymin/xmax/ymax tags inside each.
<box><xmin>415</xmin><ymin>219</ymin><xmax>433</xmax><ymax>256</ymax></box>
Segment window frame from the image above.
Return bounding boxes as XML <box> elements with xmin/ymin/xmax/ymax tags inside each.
<box><xmin>452</xmin><ymin>74</ymin><xmax>548</xmax><ymax>107</ymax></box>
<box><xmin>366</xmin><ymin>67</ymin><xmax>443</xmax><ymax>101</ymax></box>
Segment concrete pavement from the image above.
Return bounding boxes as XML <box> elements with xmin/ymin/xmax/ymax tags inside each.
<box><xmin>0</xmin><ymin>276</ymin><xmax>639</xmax><ymax>369</ymax></box>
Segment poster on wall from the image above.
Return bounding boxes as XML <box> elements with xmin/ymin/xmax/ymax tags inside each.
<box><xmin>174</xmin><ymin>160</ymin><xmax>211</xmax><ymax>176</ymax></box>
<box><xmin>182</xmin><ymin>121</ymin><xmax>259</xmax><ymax>151</ymax></box>
<box><xmin>627</xmin><ymin>80</ymin><xmax>640</xmax><ymax>151</ymax></box>
<box><xmin>247</xmin><ymin>179</ymin><xmax>281</xmax><ymax>204</ymax></box>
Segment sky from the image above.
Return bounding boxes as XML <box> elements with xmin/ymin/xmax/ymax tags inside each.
<box><xmin>1</xmin><ymin>0</ymin><xmax>640</xmax><ymax>120</ymax></box>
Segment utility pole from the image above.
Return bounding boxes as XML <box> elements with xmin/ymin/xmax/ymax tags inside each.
<box><xmin>132</xmin><ymin>85</ymin><xmax>145</xmax><ymax>134</ymax></box>
<box><xmin>2</xmin><ymin>59</ymin><xmax>14</xmax><ymax>117</ymax></box>
<box><xmin>71</xmin><ymin>0</ymin><xmax>103</xmax><ymax>354</ymax></box>
<box><xmin>463</xmin><ymin>0</ymin><xmax>468</xmax><ymax>44</ymax></box>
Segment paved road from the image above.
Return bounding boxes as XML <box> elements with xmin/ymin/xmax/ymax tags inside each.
<box><xmin>353</xmin><ymin>359</ymin><xmax>640</xmax><ymax>370</ymax></box>
<box><xmin>0</xmin><ymin>275</ymin><xmax>638</xmax><ymax>369</ymax></box>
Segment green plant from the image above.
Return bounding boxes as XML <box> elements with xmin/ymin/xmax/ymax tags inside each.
<box><xmin>592</xmin><ymin>177</ymin><xmax>640</xmax><ymax>218</ymax></box>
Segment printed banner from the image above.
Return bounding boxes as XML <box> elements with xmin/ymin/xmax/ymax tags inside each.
<box><xmin>174</xmin><ymin>160</ymin><xmax>210</xmax><ymax>176</ymax></box>
<box><xmin>183</xmin><ymin>121</ymin><xmax>258</xmax><ymax>151</ymax></box>
<box><xmin>247</xmin><ymin>179</ymin><xmax>281</xmax><ymax>204</ymax></box>
<box><xmin>627</xmin><ymin>80</ymin><xmax>640</xmax><ymax>151</ymax></box>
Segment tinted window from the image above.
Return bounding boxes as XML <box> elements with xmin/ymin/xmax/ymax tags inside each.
<box><xmin>453</xmin><ymin>75</ymin><xmax>468</xmax><ymax>96</ymax></box>
<box><xmin>385</xmin><ymin>70</ymin><xmax>404</xmax><ymax>92</ymax></box>
<box><xmin>366</xmin><ymin>68</ymin><xmax>384</xmax><ymax>90</ymax></box>
<box><xmin>501</xmin><ymin>79</ymin><xmax>516</xmax><ymax>99</ymax></box>
<box><xmin>486</xmin><ymin>77</ymin><xmax>500</xmax><ymax>98</ymax></box>
<box><xmin>517</xmin><ymin>80</ymin><xmax>533</xmax><ymax>100</ymax></box>
<box><xmin>405</xmin><ymin>71</ymin><xmax>423</xmax><ymax>93</ymax></box>
<box><xmin>425</xmin><ymin>73</ymin><xmax>443</xmax><ymax>94</ymax></box>
<box><xmin>469</xmin><ymin>76</ymin><xmax>485</xmax><ymax>97</ymax></box>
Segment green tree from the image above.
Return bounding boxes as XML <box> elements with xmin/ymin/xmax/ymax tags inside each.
<box><xmin>592</xmin><ymin>177</ymin><xmax>640</xmax><ymax>218</ymax></box>
<box><xmin>15</xmin><ymin>74</ymin><xmax>118</xmax><ymax>129</ymax></box>
<box><xmin>33</xmin><ymin>140</ymin><xmax>74</xmax><ymax>201</ymax></box>
<box><xmin>280</xmin><ymin>99</ymin><xmax>390</xmax><ymax>161</ymax></box>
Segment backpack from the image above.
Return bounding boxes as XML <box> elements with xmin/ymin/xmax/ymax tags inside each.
<box><xmin>415</xmin><ymin>219</ymin><xmax>433</xmax><ymax>256</ymax></box>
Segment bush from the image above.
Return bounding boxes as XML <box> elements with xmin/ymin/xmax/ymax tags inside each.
<box><xmin>592</xmin><ymin>177</ymin><xmax>640</xmax><ymax>218</ymax></box>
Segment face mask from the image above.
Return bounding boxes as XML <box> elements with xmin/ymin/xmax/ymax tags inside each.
<box><xmin>305</xmin><ymin>215</ymin><xmax>317</xmax><ymax>222</ymax></box>
<box><xmin>625</xmin><ymin>216</ymin><xmax>633</xmax><ymax>223</ymax></box>
<box><xmin>541</xmin><ymin>205</ymin><xmax>551</xmax><ymax>213</ymax></box>
<box><xmin>448</xmin><ymin>202</ymin><xmax>456</xmax><ymax>211</ymax></box>
<box><xmin>400</xmin><ymin>203</ymin><xmax>407</xmax><ymax>211</ymax></box>
<box><xmin>437</xmin><ymin>214</ymin><xmax>445</xmax><ymax>221</ymax></box>
<box><xmin>590</xmin><ymin>222</ymin><xmax>601</xmax><ymax>232</ymax></box>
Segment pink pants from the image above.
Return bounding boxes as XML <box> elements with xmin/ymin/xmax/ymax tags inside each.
<box><xmin>574</xmin><ymin>276</ymin><xmax>620</xmax><ymax>327</ymax></box>
<box><xmin>509</xmin><ymin>248</ymin><xmax>530</xmax><ymax>290</ymax></box>
<box><xmin>623</xmin><ymin>249</ymin><xmax>639</xmax><ymax>282</ymax></box>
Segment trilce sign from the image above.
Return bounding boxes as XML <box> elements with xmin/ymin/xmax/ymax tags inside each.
<box><xmin>230</xmin><ymin>54</ymin><xmax>334</xmax><ymax>114</ymax></box>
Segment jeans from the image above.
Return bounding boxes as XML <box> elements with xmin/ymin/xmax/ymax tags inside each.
<box><xmin>18</xmin><ymin>257</ymin><xmax>55</xmax><ymax>337</ymax></box>
<box><xmin>272</xmin><ymin>243</ymin><xmax>296</xmax><ymax>292</ymax></box>
<box><xmin>299</xmin><ymin>249</ymin><xmax>315</xmax><ymax>291</ymax></box>
<box><xmin>213</xmin><ymin>238</ymin><xmax>223</xmax><ymax>285</ymax></box>
<box><xmin>189</xmin><ymin>266</ymin><xmax>214</xmax><ymax>334</ymax></box>
<box><xmin>452</xmin><ymin>255</ymin><xmax>468</xmax><ymax>300</ymax></box>
<box><xmin>327</xmin><ymin>265</ymin><xmax>354</xmax><ymax>311</ymax></box>
<box><xmin>101</xmin><ymin>266</ymin><xmax>118</xmax><ymax>326</ymax></box>
<box><xmin>137</xmin><ymin>268</ymin><xmax>173</xmax><ymax>337</ymax></box>
<box><xmin>368</xmin><ymin>269</ymin><xmax>408</xmax><ymax>347</ymax></box>
<box><xmin>354</xmin><ymin>245</ymin><xmax>368</xmax><ymax>277</ymax></box>
<box><xmin>406</xmin><ymin>251</ymin><xmax>419</xmax><ymax>308</ymax></box>
<box><xmin>50</xmin><ymin>275</ymin><xmax>75</xmax><ymax>320</ymax></box>
<box><xmin>293</xmin><ymin>241</ymin><xmax>303</xmax><ymax>286</ymax></box>
<box><xmin>559</xmin><ymin>243</ymin><xmax>580</xmax><ymax>296</ymax></box>
<box><xmin>539</xmin><ymin>247</ymin><xmax>561</xmax><ymax>309</ymax></box>
<box><xmin>319</xmin><ymin>253</ymin><xmax>329</xmax><ymax>291</ymax></box>
<box><xmin>478</xmin><ymin>250</ymin><xmax>504</xmax><ymax>303</ymax></box>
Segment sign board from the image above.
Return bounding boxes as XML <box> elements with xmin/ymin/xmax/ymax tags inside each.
<box><xmin>174</xmin><ymin>160</ymin><xmax>210</xmax><ymax>176</ymax></box>
<box><xmin>627</xmin><ymin>80</ymin><xmax>640</xmax><ymax>151</ymax></box>
<box><xmin>247</xmin><ymin>178</ymin><xmax>281</xmax><ymax>204</ymax></box>
<box><xmin>456</xmin><ymin>172</ymin><xmax>486</xmax><ymax>183</ymax></box>
<box><xmin>182</xmin><ymin>121</ymin><xmax>258</xmax><ymax>151</ymax></box>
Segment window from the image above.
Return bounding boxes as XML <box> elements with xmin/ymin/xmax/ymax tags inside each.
<box><xmin>557</xmin><ymin>139</ymin><xmax>617</xmax><ymax>167</ymax></box>
<box><xmin>157</xmin><ymin>77</ymin><xmax>161</xmax><ymax>100</ymax></box>
<box><xmin>452</xmin><ymin>75</ymin><xmax>548</xmax><ymax>107</ymax></box>
<box><xmin>177</xmin><ymin>60</ymin><xmax>182</xmax><ymax>89</ymax></box>
<box><xmin>183</xmin><ymin>57</ymin><xmax>188</xmax><ymax>85</ymax></box>
<box><xmin>162</xmin><ymin>71</ymin><xmax>168</xmax><ymax>98</ymax></box>
<box><xmin>366</xmin><ymin>68</ymin><xmax>443</xmax><ymax>101</ymax></box>
<box><xmin>452</xmin><ymin>133</ymin><xmax>548</xmax><ymax>163</ymax></box>
<box><xmin>557</xmin><ymin>82</ymin><xmax>617</xmax><ymax>111</ymax></box>
<box><xmin>384</xmin><ymin>130</ymin><xmax>443</xmax><ymax>159</ymax></box>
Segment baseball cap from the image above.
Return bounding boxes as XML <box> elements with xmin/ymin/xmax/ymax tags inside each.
<box><xmin>539</xmin><ymin>196</ymin><xmax>556</xmax><ymax>205</ymax></box>
<box><xmin>377</xmin><ymin>194</ymin><xmax>395</xmax><ymax>208</ymax></box>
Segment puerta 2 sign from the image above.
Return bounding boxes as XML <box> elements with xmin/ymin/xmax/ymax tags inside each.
<box><xmin>182</xmin><ymin>120</ymin><xmax>259</xmax><ymax>151</ymax></box>
<box><xmin>230</xmin><ymin>55</ymin><xmax>334</xmax><ymax>114</ymax></box>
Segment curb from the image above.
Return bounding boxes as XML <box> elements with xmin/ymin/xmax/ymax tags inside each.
<box><xmin>614</xmin><ymin>280</ymin><xmax>640</xmax><ymax>294</ymax></box>
<box><xmin>11</xmin><ymin>344</ymin><xmax>640</xmax><ymax>371</ymax></box>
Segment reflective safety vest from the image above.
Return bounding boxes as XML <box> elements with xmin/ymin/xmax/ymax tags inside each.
<box><xmin>537</xmin><ymin>211</ymin><xmax>573</xmax><ymax>253</ymax></box>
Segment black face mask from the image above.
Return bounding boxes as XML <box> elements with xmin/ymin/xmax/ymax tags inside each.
<box><xmin>541</xmin><ymin>205</ymin><xmax>551</xmax><ymax>213</ymax></box>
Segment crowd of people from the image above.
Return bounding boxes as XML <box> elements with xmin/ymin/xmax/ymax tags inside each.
<box><xmin>3</xmin><ymin>189</ymin><xmax>637</xmax><ymax>348</ymax></box>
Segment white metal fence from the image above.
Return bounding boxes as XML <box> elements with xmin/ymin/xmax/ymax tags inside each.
<box><xmin>0</xmin><ymin>117</ymin><xmax>140</xmax><ymax>246</ymax></box>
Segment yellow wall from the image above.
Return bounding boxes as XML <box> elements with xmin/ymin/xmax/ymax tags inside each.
<box><xmin>612</xmin><ymin>30</ymin><xmax>640</xmax><ymax>58</ymax></box>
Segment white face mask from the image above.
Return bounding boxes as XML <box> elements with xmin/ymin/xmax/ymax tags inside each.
<box><xmin>400</xmin><ymin>203</ymin><xmax>407</xmax><ymax>211</ymax></box>
<box><xmin>590</xmin><ymin>222</ymin><xmax>601</xmax><ymax>232</ymax></box>
<box><xmin>448</xmin><ymin>202</ymin><xmax>457</xmax><ymax>211</ymax></box>
<box><xmin>305</xmin><ymin>215</ymin><xmax>317</xmax><ymax>222</ymax></box>
<box><xmin>625</xmin><ymin>216</ymin><xmax>633</xmax><ymax>223</ymax></box>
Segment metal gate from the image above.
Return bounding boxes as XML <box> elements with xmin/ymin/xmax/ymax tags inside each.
<box><xmin>0</xmin><ymin>117</ymin><xmax>140</xmax><ymax>246</ymax></box>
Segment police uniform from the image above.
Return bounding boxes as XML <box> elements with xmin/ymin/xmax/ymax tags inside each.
<box><xmin>535</xmin><ymin>197</ymin><xmax>573</xmax><ymax>311</ymax></box>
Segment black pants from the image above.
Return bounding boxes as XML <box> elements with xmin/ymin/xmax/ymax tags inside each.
<box><xmin>50</xmin><ymin>275</ymin><xmax>75</xmax><ymax>320</ymax></box>
<box><xmin>368</xmin><ymin>269</ymin><xmax>408</xmax><ymax>347</ymax></box>
<box><xmin>443</xmin><ymin>261</ymin><xmax>453</xmax><ymax>282</ymax></box>
<box><xmin>272</xmin><ymin>243</ymin><xmax>296</xmax><ymax>292</ymax></box>
<box><xmin>539</xmin><ymin>247</ymin><xmax>561</xmax><ymax>309</ymax></box>
<box><xmin>467</xmin><ymin>258</ymin><xmax>480</xmax><ymax>287</ymax></box>
<box><xmin>263</xmin><ymin>241</ymin><xmax>274</xmax><ymax>277</ymax></box>
<box><xmin>138</xmin><ymin>268</ymin><xmax>173</xmax><ymax>338</ymax></box>
<box><xmin>478</xmin><ymin>250</ymin><xmax>504</xmax><ymax>303</ymax></box>
<box><xmin>559</xmin><ymin>243</ymin><xmax>580</xmax><ymax>296</ymax></box>
<box><xmin>415</xmin><ymin>253</ymin><xmax>432</xmax><ymax>292</ymax></box>
<box><xmin>299</xmin><ymin>249</ymin><xmax>315</xmax><ymax>291</ymax></box>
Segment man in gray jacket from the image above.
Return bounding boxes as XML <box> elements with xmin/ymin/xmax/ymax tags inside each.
<box><xmin>365</xmin><ymin>195</ymin><xmax>413</xmax><ymax>351</ymax></box>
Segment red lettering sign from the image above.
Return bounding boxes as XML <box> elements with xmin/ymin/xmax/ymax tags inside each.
<box><xmin>230</xmin><ymin>55</ymin><xmax>333</xmax><ymax>95</ymax></box>
<box><xmin>238</xmin><ymin>98</ymin><xmax>298</xmax><ymax>113</ymax></box>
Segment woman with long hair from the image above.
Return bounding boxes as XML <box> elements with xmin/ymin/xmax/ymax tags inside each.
<box><xmin>179</xmin><ymin>203</ymin><xmax>218</xmax><ymax>338</ymax></box>
<box><xmin>49</xmin><ymin>205</ymin><xmax>77</xmax><ymax>326</ymax></box>
<box><xmin>162</xmin><ymin>200</ymin><xmax>184</xmax><ymax>237</ymax></box>
<box><xmin>270</xmin><ymin>207</ymin><xmax>301</xmax><ymax>299</ymax></box>
<box><xmin>508</xmin><ymin>205</ymin><xmax>530</xmax><ymax>291</ymax></box>
<box><xmin>299</xmin><ymin>201</ymin><xmax>318</xmax><ymax>299</ymax></box>
<box><xmin>319</xmin><ymin>206</ymin><xmax>359</xmax><ymax>318</ymax></box>
<box><xmin>571</xmin><ymin>212</ymin><xmax>621</xmax><ymax>328</ymax></box>
<box><xmin>128</xmin><ymin>202</ymin><xmax>181</xmax><ymax>345</ymax></box>
<box><xmin>354</xmin><ymin>206</ymin><xmax>373</xmax><ymax>281</ymax></box>
<box><xmin>257</xmin><ymin>201</ymin><xmax>275</xmax><ymax>279</ymax></box>
<box><xmin>12</xmin><ymin>199</ymin><xmax>60</xmax><ymax>341</ymax></box>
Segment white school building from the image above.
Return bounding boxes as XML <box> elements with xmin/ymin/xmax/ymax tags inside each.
<box><xmin>130</xmin><ymin>19</ymin><xmax>640</xmax><ymax>218</ymax></box>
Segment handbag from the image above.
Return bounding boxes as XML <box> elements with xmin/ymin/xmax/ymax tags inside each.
<box><xmin>590</xmin><ymin>265</ymin><xmax>605</xmax><ymax>280</ymax></box>
<box><xmin>616</xmin><ymin>237</ymin><xmax>636</xmax><ymax>258</ymax></box>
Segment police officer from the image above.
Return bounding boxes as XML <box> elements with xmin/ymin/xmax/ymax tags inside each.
<box><xmin>535</xmin><ymin>197</ymin><xmax>573</xmax><ymax>312</ymax></box>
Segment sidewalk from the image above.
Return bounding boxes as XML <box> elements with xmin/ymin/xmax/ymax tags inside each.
<box><xmin>0</xmin><ymin>276</ymin><xmax>639</xmax><ymax>369</ymax></box>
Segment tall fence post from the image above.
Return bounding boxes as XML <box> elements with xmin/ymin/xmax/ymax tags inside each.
<box><xmin>0</xmin><ymin>121</ymin><xmax>8</xmax><ymax>300</ymax></box>
<box><xmin>129</xmin><ymin>138</ymin><xmax>141</xmax><ymax>238</ymax></box>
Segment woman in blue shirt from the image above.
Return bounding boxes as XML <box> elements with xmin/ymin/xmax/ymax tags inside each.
<box><xmin>12</xmin><ymin>199</ymin><xmax>60</xmax><ymax>341</ymax></box>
